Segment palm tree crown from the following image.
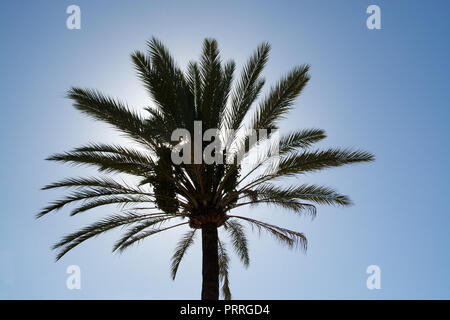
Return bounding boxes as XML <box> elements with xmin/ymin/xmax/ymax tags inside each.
<box><xmin>40</xmin><ymin>37</ymin><xmax>374</xmax><ymax>300</ymax></box>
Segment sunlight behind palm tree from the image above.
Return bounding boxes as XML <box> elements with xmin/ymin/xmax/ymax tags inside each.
<box><xmin>39</xmin><ymin>37</ymin><xmax>374</xmax><ymax>300</ymax></box>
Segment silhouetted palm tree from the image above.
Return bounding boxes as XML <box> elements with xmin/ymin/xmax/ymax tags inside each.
<box><xmin>40</xmin><ymin>38</ymin><xmax>374</xmax><ymax>300</ymax></box>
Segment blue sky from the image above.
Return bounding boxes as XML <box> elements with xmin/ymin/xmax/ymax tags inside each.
<box><xmin>0</xmin><ymin>0</ymin><xmax>449</xmax><ymax>299</ymax></box>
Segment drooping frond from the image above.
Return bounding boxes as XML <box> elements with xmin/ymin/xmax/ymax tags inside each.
<box><xmin>170</xmin><ymin>229</ymin><xmax>197</xmax><ymax>280</ymax></box>
<box><xmin>68</xmin><ymin>195</ymin><xmax>154</xmax><ymax>216</ymax></box>
<box><xmin>73</xmin><ymin>143</ymin><xmax>155</xmax><ymax>161</ymax></box>
<box><xmin>230</xmin><ymin>183</ymin><xmax>352</xmax><ymax>219</ymax></box>
<box><xmin>113</xmin><ymin>215</ymin><xmax>179</xmax><ymax>252</ymax></box>
<box><xmin>46</xmin><ymin>152</ymin><xmax>153</xmax><ymax>175</ymax></box>
<box><xmin>116</xmin><ymin>222</ymin><xmax>189</xmax><ymax>252</ymax></box>
<box><xmin>42</xmin><ymin>176</ymin><xmax>135</xmax><ymax>191</ymax></box>
<box><xmin>228</xmin><ymin>215</ymin><xmax>307</xmax><ymax>251</ymax></box>
<box><xmin>53</xmin><ymin>213</ymin><xmax>157</xmax><ymax>260</ymax></box>
<box><xmin>37</xmin><ymin>185</ymin><xmax>154</xmax><ymax>218</ymax></box>
<box><xmin>224</xmin><ymin>220</ymin><xmax>249</xmax><ymax>267</ymax></box>
<box><xmin>218</xmin><ymin>240</ymin><xmax>231</xmax><ymax>300</ymax></box>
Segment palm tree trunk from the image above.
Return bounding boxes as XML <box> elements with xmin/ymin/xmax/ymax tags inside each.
<box><xmin>201</xmin><ymin>224</ymin><xmax>219</xmax><ymax>300</ymax></box>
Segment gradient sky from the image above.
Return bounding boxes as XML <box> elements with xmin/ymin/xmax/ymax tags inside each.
<box><xmin>1</xmin><ymin>0</ymin><xmax>449</xmax><ymax>299</ymax></box>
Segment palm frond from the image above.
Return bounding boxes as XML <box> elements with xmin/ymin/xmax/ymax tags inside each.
<box><xmin>218</xmin><ymin>240</ymin><xmax>231</xmax><ymax>300</ymax></box>
<box><xmin>73</xmin><ymin>142</ymin><xmax>155</xmax><ymax>160</ymax></box>
<box><xmin>221</xmin><ymin>65</ymin><xmax>310</xmax><ymax>190</ymax></box>
<box><xmin>216</xmin><ymin>60</ymin><xmax>236</xmax><ymax>129</ymax></box>
<box><xmin>116</xmin><ymin>222</ymin><xmax>189</xmax><ymax>252</ymax></box>
<box><xmin>239</xmin><ymin>148</ymin><xmax>375</xmax><ymax>191</ymax></box>
<box><xmin>113</xmin><ymin>215</ymin><xmax>178</xmax><ymax>252</ymax></box>
<box><xmin>223</xmin><ymin>42</ymin><xmax>270</xmax><ymax>132</ymax></box>
<box><xmin>67</xmin><ymin>87</ymin><xmax>153</xmax><ymax>147</ymax></box>
<box><xmin>230</xmin><ymin>197</ymin><xmax>315</xmax><ymax>216</ymax></box>
<box><xmin>249</xmin><ymin>64</ymin><xmax>310</xmax><ymax>131</ymax></box>
<box><xmin>230</xmin><ymin>183</ymin><xmax>351</xmax><ymax>219</ymax></box>
<box><xmin>228</xmin><ymin>215</ymin><xmax>307</xmax><ymax>251</ymax></box>
<box><xmin>145</xmin><ymin>37</ymin><xmax>194</xmax><ymax>129</ymax></box>
<box><xmin>244</xmin><ymin>196</ymin><xmax>313</xmax><ymax>217</ymax></box>
<box><xmin>186</xmin><ymin>61</ymin><xmax>202</xmax><ymax>117</ymax></box>
<box><xmin>256</xmin><ymin>183</ymin><xmax>351</xmax><ymax>207</ymax></box>
<box><xmin>279</xmin><ymin>129</ymin><xmax>326</xmax><ymax>154</ymax></box>
<box><xmin>271</xmin><ymin>148</ymin><xmax>375</xmax><ymax>177</ymax></box>
<box><xmin>240</xmin><ymin>128</ymin><xmax>327</xmax><ymax>177</ymax></box>
<box><xmin>46</xmin><ymin>149</ymin><xmax>154</xmax><ymax>176</ymax></box>
<box><xmin>224</xmin><ymin>220</ymin><xmax>249</xmax><ymax>267</ymax></box>
<box><xmin>199</xmin><ymin>38</ymin><xmax>223</xmax><ymax>129</ymax></box>
<box><xmin>53</xmin><ymin>213</ymin><xmax>157</xmax><ymax>260</ymax></box>
<box><xmin>130</xmin><ymin>49</ymin><xmax>152</xmax><ymax>94</ymax></box>
<box><xmin>144</xmin><ymin>107</ymin><xmax>174</xmax><ymax>143</ymax></box>
<box><xmin>38</xmin><ymin>187</ymin><xmax>154</xmax><ymax>218</ymax></box>
<box><xmin>42</xmin><ymin>176</ymin><xmax>138</xmax><ymax>191</ymax></box>
<box><xmin>170</xmin><ymin>229</ymin><xmax>197</xmax><ymax>280</ymax></box>
<box><xmin>69</xmin><ymin>195</ymin><xmax>155</xmax><ymax>216</ymax></box>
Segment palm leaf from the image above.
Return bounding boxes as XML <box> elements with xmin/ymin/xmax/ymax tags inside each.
<box><xmin>38</xmin><ymin>187</ymin><xmax>154</xmax><ymax>218</ymax></box>
<box><xmin>271</xmin><ymin>148</ymin><xmax>375</xmax><ymax>177</ymax></box>
<box><xmin>229</xmin><ymin>215</ymin><xmax>307</xmax><ymax>251</ymax></box>
<box><xmin>224</xmin><ymin>220</ymin><xmax>249</xmax><ymax>267</ymax></box>
<box><xmin>114</xmin><ymin>215</ymin><xmax>178</xmax><ymax>252</ymax></box>
<box><xmin>249</xmin><ymin>64</ymin><xmax>310</xmax><ymax>131</ymax></box>
<box><xmin>42</xmin><ymin>176</ymin><xmax>137</xmax><ymax>191</ymax></box>
<box><xmin>170</xmin><ymin>229</ymin><xmax>197</xmax><ymax>279</ymax></box>
<box><xmin>116</xmin><ymin>222</ymin><xmax>189</xmax><ymax>252</ymax></box>
<box><xmin>239</xmin><ymin>148</ymin><xmax>375</xmax><ymax>191</ymax></box>
<box><xmin>53</xmin><ymin>213</ymin><xmax>157</xmax><ymax>260</ymax></box>
<box><xmin>279</xmin><ymin>129</ymin><xmax>326</xmax><ymax>154</ymax></box>
<box><xmin>223</xmin><ymin>42</ymin><xmax>270</xmax><ymax>132</ymax></box>
<box><xmin>256</xmin><ymin>183</ymin><xmax>351</xmax><ymax>207</ymax></box>
<box><xmin>67</xmin><ymin>87</ymin><xmax>153</xmax><ymax>147</ymax></box>
<box><xmin>199</xmin><ymin>38</ymin><xmax>224</xmax><ymax>129</ymax></box>
<box><xmin>146</xmin><ymin>37</ymin><xmax>194</xmax><ymax>129</ymax></box>
<box><xmin>46</xmin><ymin>149</ymin><xmax>154</xmax><ymax>176</ymax></box>
<box><xmin>186</xmin><ymin>61</ymin><xmax>202</xmax><ymax>117</ymax></box>
<box><xmin>218</xmin><ymin>240</ymin><xmax>231</xmax><ymax>300</ymax></box>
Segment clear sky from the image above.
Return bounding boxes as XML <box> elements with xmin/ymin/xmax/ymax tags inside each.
<box><xmin>0</xmin><ymin>0</ymin><xmax>449</xmax><ymax>299</ymax></box>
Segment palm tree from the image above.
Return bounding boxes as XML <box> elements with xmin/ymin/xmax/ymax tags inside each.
<box><xmin>39</xmin><ymin>37</ymin><xmax>374</xmax><ymax>300</ymax></box>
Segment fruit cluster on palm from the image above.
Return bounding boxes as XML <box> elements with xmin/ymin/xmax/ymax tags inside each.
<box><xmin>40</xmin><ymin>38</ymin><xmax>374</xmax><ymax>300</ymax></box>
